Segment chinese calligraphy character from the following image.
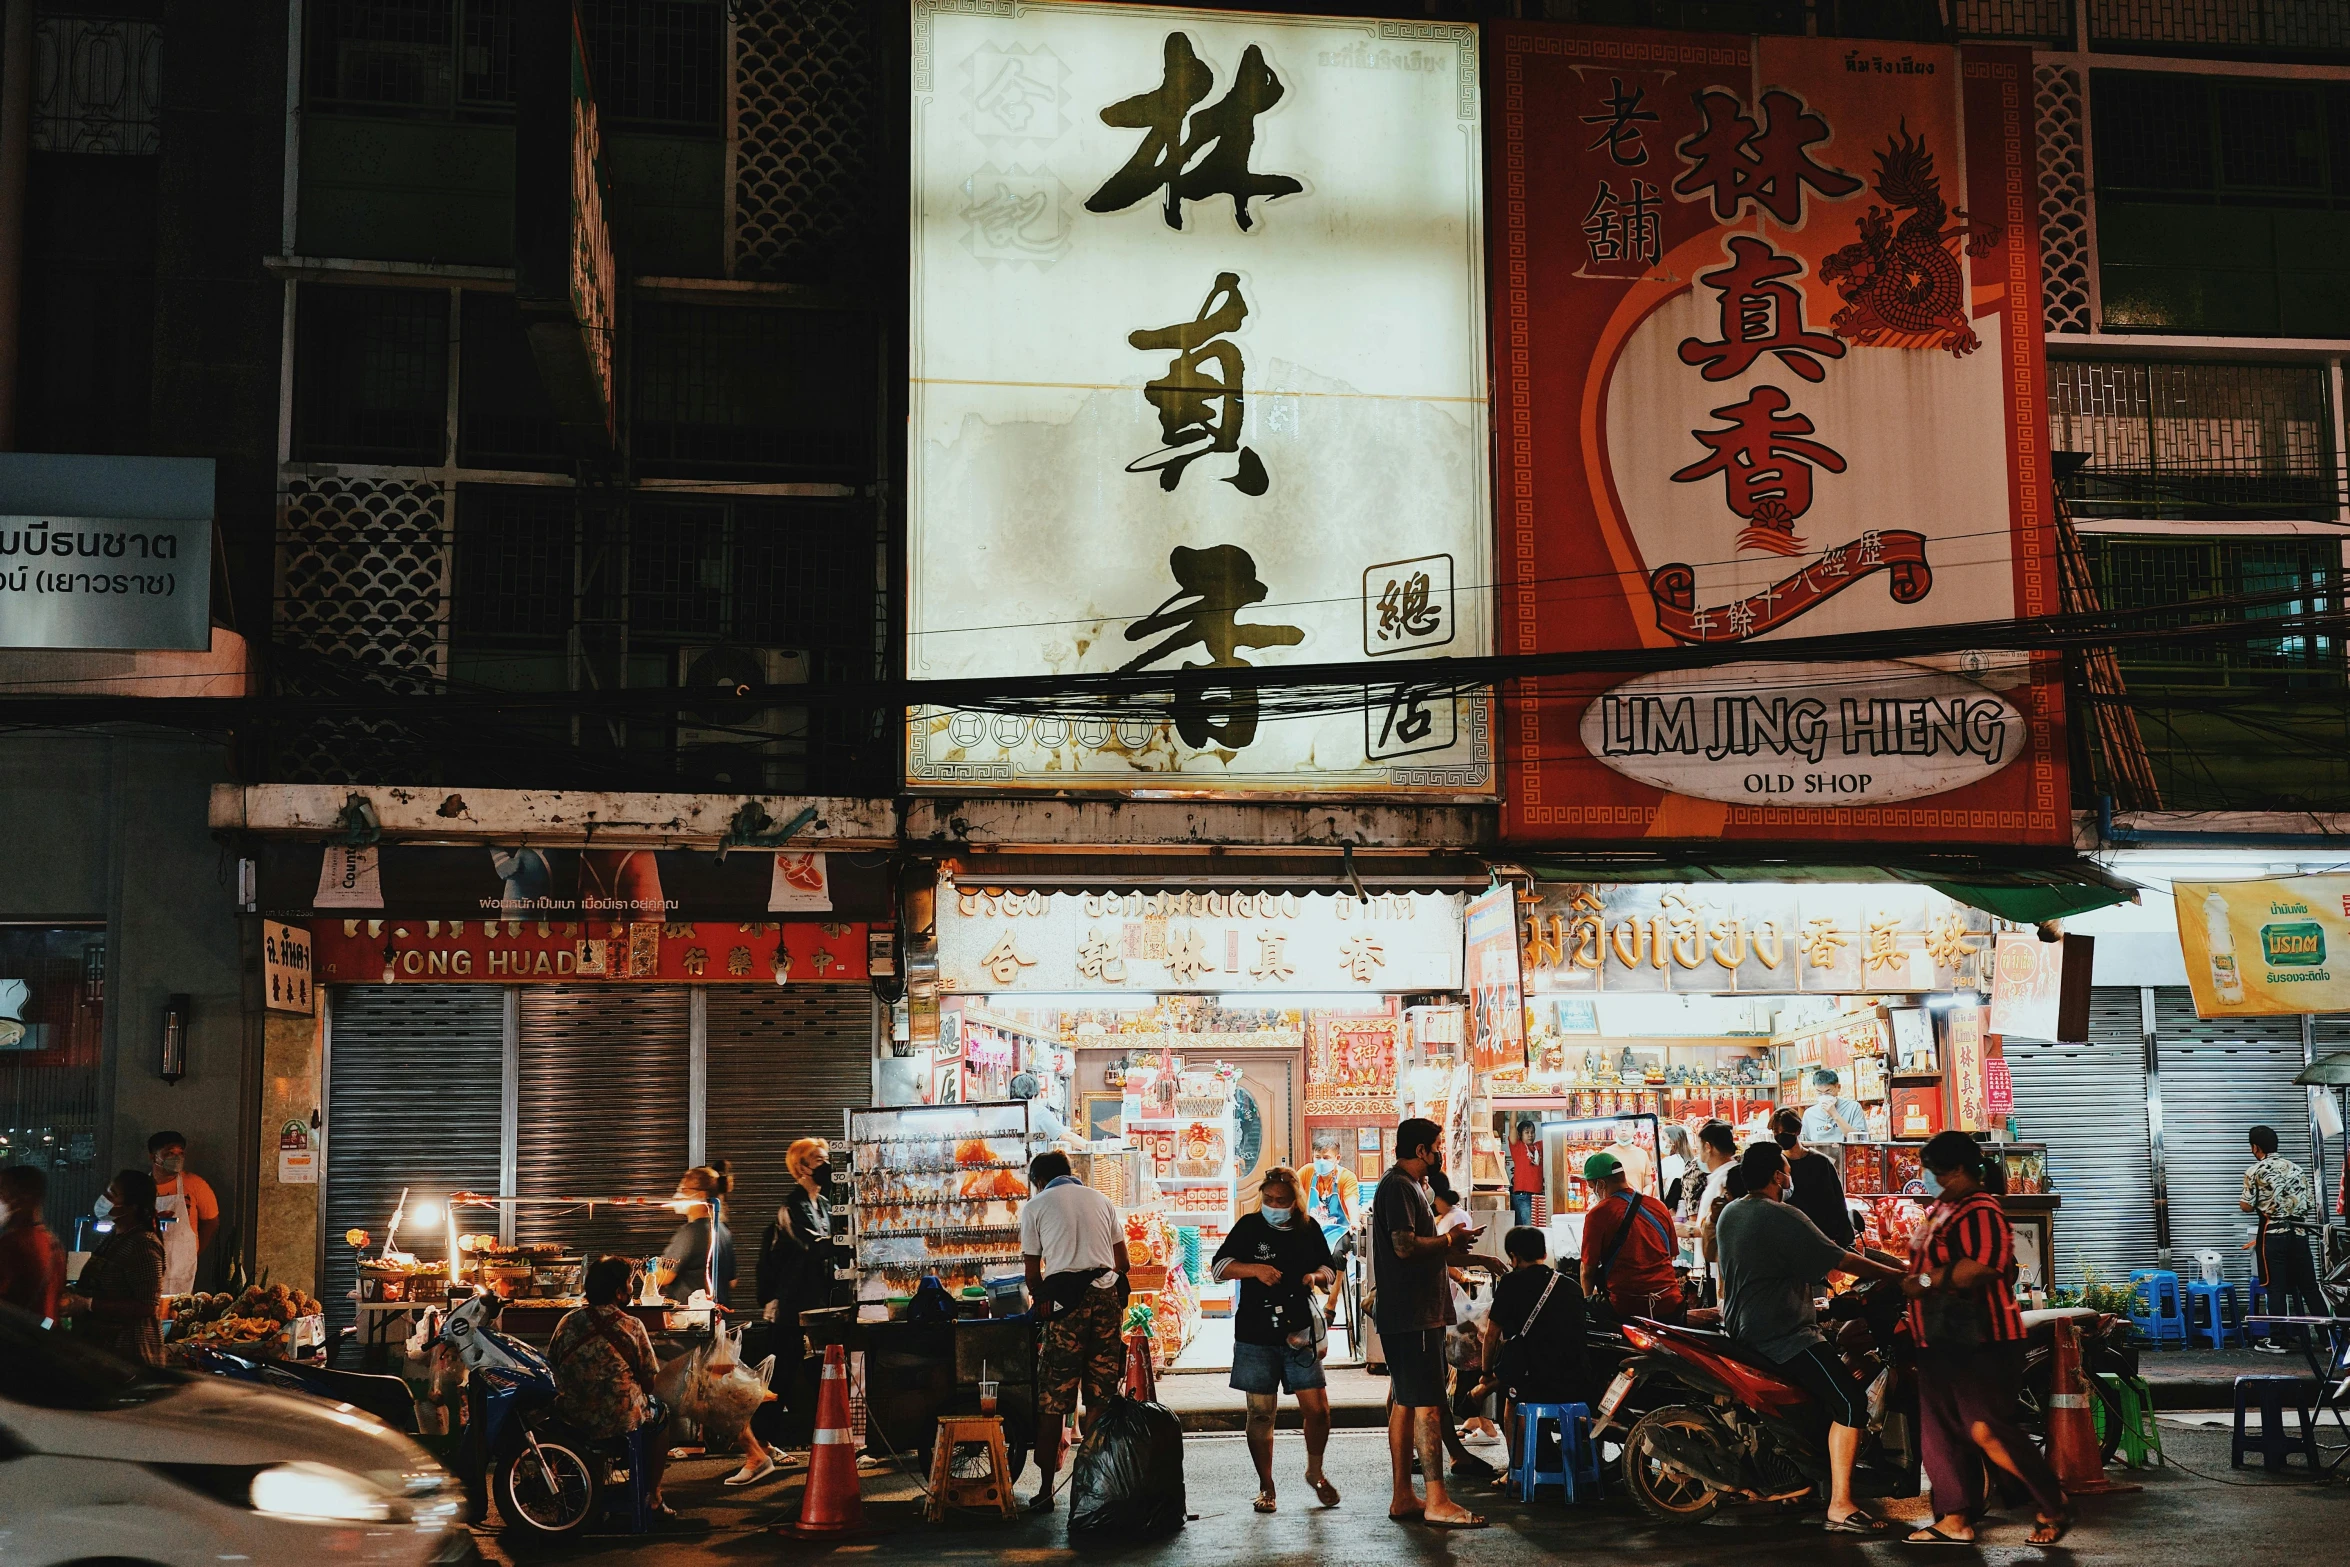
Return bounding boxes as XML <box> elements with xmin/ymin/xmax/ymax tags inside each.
<box><xmin>1338</xmin><ymin>934</ymin><xmax>1386</xmax><ymax>982</ymax></box>
<box><xmin>1583</xmin><ymin>178</ymin><xmax>1662</xmax><ymax>267</ymax></box>
<box><xmin>1857</xmin><ymin>529</ymin><xmax>1884</xmax><ymax>566</ymax></box>
<box><xmin>1251</xmin><ymin>931</ymin><xmax>1294</xmax><ymax>984</ymax></box>
<box><xmin>1376</xmin><ymin>571</ymin><xmax>1441</xmax><ymax>643</ymax></box>
<box><xmin>1077</xmin><ymin>927</ymin><xmax>1129</xmax><ymax>983</ymax></box>
<box><xmin>726</xmin><ymin>945</ymin><xmax>753</xmax><ymax>977</ymax></box>
<box><xmin>1118</xmin><ymin>544</ymin><xmax>1305</xmax><ymax>749</ymax></box>
<box><xmin>1800</xmin><ymin>917</ymin><xmax>1847</xmax><ymax>969</ymax></box>
<box><xmin>1087</xmin><ymin>33</ymin><xmax>1303</xmax><ymax>231</ymax></box>
<box><xmin>1165</xmin><ymin>926</ymin><xmax>1212</xmax><ymax>983</ymax></box>
<box><xmin>1673</xmin><ymin>87</ymin><xmax>1862</xmax><ymax>225</ymax></box>
<box><xmin>682</xmin><ymin>946</ymin><xmax>708</xmax><ymax>977</ymax></box>
<box><xmin>1669</xmin><ymin>386</ymin><xmax>1847</xmax><ymax>556</ymax></box>
<box><xmin>1865</xmin><ymin>915</ymin><xmax>1904</xmax><ymax>974</ymax></box>
<box><xmin>980</xmin><ymin>933</ymin><xmax>1037</xmax><ymax>985</ymax></box>
<box><xmin>811</xmin><ymin>948</ymin><xmax>837</xmax><ymax>975</ymax></box>
<box><xmin>1925</xmin><ymin>912</ymin><xmax>1976</xmax><ymax>974</ymax></box>
<box><xmin>1677</xmin><ymin>236</ymin><xmax>1847</xmax><ymax>383</ymax></box>
<box><xmin>1126</xmin><ymin>271</ymin><xmax>1267</xmax><ymax>494</ymax></box>
<box><xmin>1581</xmin><ymin>76</ymin><xmax>1659</xmax><ymax>166</ymax></box>
<box><xmin>1372</xmin><ymin>686</ymin><xmax>1438</xmax><ymax>752</ymax></box>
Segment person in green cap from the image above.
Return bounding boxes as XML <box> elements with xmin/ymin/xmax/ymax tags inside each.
<box><xmin>1576</xmin><ymin>1150</ymin><xmax>1684</xmax><ymax>1324</ymax></box>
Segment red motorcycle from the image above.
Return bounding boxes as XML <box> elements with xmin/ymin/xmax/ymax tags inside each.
<box><xmin>1594</xmin><ymin>1278</ymin><xmax>1921</xmax><ymax>1526</ymax></box>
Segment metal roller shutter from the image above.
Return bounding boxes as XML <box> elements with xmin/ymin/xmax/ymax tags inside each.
<box><xmin>323</xmin><ymin>986</ymin><xmax>505</xmax><ymax>1346</ymax></box>
<box><xmin>2154</xmin><ymin>987</ymin><xmax>2313</xmax><ymax>1287</ymax></box>
<box><xmin>515</xmin><ymin>987</ymin><xmax>692</xmax><ymax>1259</ymax></box>
<box><xmin>704</xmin><ymin>986</ymin><xmax>875</xmax><ymax>1266</ymax></box>
<box><xmin>2004</xmin><ymin>985</ymin><xmax>2158</xmax><ymax>1289</ymax></box>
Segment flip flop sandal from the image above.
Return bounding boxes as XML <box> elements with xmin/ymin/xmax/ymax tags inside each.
<box><xmin>1388</xmin><ymin>1507</ymin><xmax>1425</xmax><ymax>1523</ymax></box>
<box><xmin>1254</xmin><ymin>1495</ymin><xmax>1278</xmax><ymax>1514</ymax></box>
<box><xmin>2029</xmin><ymin>1515</ymin><xmax>2073</xmax><ymax>1545</ymax></box>
<box><xmin>1825</xmin><ymin>1513</ymin><xmax>1890</xmax><ymax>1533</ymax></box>
<box><xmin>1311</xmin><ymin>1478</ymin><xmax>1341</xmax><ymax>1507</ymax></box>
<box><xmin>1904</xmin><ymin>1526</ymin><xmax>1974</xmax><ymax>1545</ymax></box>
<box><xmin>1424</xmin><ymin>1513</ymin><xmax>1489</xmax><ymax>1530</ymax></box>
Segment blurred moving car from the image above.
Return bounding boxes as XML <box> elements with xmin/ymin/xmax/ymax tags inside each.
<box><xmin>0</xmin><ymin>1305</ymin><xmax>473</xmax><ymax>1566</ymax></box>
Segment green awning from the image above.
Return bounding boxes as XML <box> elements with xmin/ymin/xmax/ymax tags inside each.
<box><xmin>1516</xmin><ymin>854</ymin><xmax>2140</xmax><ymax>923</ymax></box>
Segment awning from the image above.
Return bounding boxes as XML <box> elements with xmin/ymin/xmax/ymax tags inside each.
<box><xmin>940</xmin><ymin>851</ymin><xmax>1494</xmax><ymax>895</ymax></box>
<box><xmin>1513</xmin><ymin>853</ymin><xmax>2141</xmax><ymax>924</ymax></box>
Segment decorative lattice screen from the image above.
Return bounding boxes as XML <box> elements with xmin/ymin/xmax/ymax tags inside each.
<box><xmin>732</xmin><ymin>0</ymin><xmax>878</xmax><ymax>281</ymax></box>
<box><xmin>2036</xmin><ymin>63</ymin><xmax>2094</xmax><ymax>336</ymax></box>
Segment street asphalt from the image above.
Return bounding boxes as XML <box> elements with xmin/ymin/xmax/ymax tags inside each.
<box><xmin>468</xmin><ymin>1420</ymin><xmax>2346</xmax><ymax>1565</ymax></box>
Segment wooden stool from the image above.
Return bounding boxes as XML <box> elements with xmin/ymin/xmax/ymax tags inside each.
<box><xmin>925</xmin><ymin>1415</ymin><xmax>1017</xmax><ymax>1522</ymax></box>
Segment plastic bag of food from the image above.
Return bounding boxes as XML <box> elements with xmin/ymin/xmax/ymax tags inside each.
<box><xmin>1066</xmin><ymin>1394</ymin><xmax>1186</xmax><ymax>1543</ymax></box>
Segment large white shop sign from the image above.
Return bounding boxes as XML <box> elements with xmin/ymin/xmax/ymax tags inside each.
<box><xmin>938</xmin><ymin>888</ymin><xmax>1465</xmax><ymax>993</ymax></box>
<box><xmin>906</xmin><ymin>1</ymin><xmax>1492</xmax><ymax>795</ymax></box>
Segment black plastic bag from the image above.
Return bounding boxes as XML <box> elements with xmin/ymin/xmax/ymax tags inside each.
<box><xmin>1067</xmin><ymin>1394</ymin><xmax>1186</xmax><ymax>1543</ymax></box>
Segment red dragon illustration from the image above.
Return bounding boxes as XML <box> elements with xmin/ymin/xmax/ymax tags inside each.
<box><xmin>1819</xmin><ymin>122</ymin><xmax>2001</xmax><ymax>356</ymax></box>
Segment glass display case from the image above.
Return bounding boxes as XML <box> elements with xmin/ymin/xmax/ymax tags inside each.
<box><xmin>846</xmin><ymin>1099</ymin><xmax>1037</xmax><ymax>1299</ymax></box>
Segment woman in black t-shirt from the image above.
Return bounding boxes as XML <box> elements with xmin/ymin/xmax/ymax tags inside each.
<box><xmin>1212</xmin><ymin>1168</ymin><xmax>1338</xmax><ymax>1513</ymax></box>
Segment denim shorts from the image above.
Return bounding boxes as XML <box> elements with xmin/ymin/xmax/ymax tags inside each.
<box><xmin>1230</xmin><ymin>1337</ymin><xmax>1326</xmax><ymax>1395</ymax></box>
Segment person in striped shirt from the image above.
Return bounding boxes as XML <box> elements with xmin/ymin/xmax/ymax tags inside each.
<box><xmin>1901</xmin><ymin>1131</ymin><xmax>2068</xmax><ymax>1548</ymax></box>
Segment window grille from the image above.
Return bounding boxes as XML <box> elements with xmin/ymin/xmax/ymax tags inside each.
<box><xmin>306</xmin><ymin>0</ymin><xmax>720</xmax><ymax>127</ymax></box>
<box><xmin>293</xmin><ymin>284</ymin><xmax>450</xmax><ymax>467</ymax></box>
<box><xmin>628</xmin><ymin>501</ymin><xmax>730</xmax><ymax>638</ymax></box>
<box><xmin>733</xmin><ymin>0</ymin><xmax>878</xmax><ymax>281</ymax></box>
<box><xmin>2049</xmin><ymin>359</ymin><xmax>2339</xmax><ymax>520</ymax></box>
<box><xmin>33</xmin><ymin>14</ymin><xmax>163</xmax><ymax>155</ymax></box>
<box><xmin>456</xmin><ymin>293</ymin><xmax>566</xmax><ymax>472</ymax></box>
<box><xmin>630</xmin><ymin>303</ymin><xmax>876</xmax><ymax>480</ymax></box>
<box><xmin>1951</xmin><ymin>0</ymin><xmax>2076</xmax><ymax>42</ymax></box>
<box><xmin>453</xmin><ymin>483</ymin><xmax>574</xmax><ymax>640</ymax></box>
<box><xmin>2095</xmin><ymin>73</ymin><xmax>2350</xmax><ymax>201</ymax></box>
<box><xmin>2088</xmin><ymin>0</ymin><xmax>2350</xmax><ymax>57</ymax></box>
<box><xmin>2086</xmin><ymin>534</ymin><xmax>2344</xmax><ymax>688</ymax></box>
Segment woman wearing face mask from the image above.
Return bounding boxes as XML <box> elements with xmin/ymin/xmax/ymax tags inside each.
<box><xmin>755</xmin><ymin>1139</ymin><xmax>835</xmax><ymax>1450</ymax></box>
<box><xmin>1212</xmin><ymin>1167</ymin><xmax>1337</xmax><ymax>1513</ymax></box>
<box><xmin>61</xmin><ymin>1170</ymin><xmax>166</xmax><ymax>1364</ymax></box>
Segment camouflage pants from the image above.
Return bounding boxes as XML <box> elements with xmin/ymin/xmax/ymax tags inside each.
<box><xmin>1038</xmin><ymin>1284</ymin><xmax>1124</xmax><ymax>1416</ymax></box>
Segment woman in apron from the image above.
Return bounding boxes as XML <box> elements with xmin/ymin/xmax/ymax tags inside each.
<box><xmin>148</xmin><ymin>1134</ymin><xmax>210</xmax><ymax>1299</ymax></box>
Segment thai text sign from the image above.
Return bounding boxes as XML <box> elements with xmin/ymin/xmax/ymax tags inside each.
<box><xmin>907</xmin><ymin>1</ymin><xmax>1492</xmax><ymax>795</ymax></box>
<box><xmin>0</xmin><ymin>514</ymin><xmax>209</xmax><ymax>649</ymax></box>
<box><xmin>310</xmin><ymin>918</ymin><xmax>870</xmax><ymax>986</ymax></box>
<box><xmin>1489</xmin><ymin>26</ymin><xmax>2064</xmax><ymax>842</ymax></box>
<box><xmin>937</xmin><ymin>886</ymin><xmax>1464</xmax><ymax>992</ymax></box>
<box><xmin>1521</xmin><ymin>882</ymin><xmax>1990</xmax><ymax>994</ymax></box>
<box><xmin>2174</xmin><ymin>875</ymin><xmax>2350</xmax><ymax>1018</ymax></box>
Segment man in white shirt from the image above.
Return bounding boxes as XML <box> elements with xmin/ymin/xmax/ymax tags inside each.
<box><xmin>1692</xmin><ymin>1121</ymin><xmax>1739</xmax><ymax>1304</ymax></box>
<box><xmin>1799</xmin><ymin>1071</ymin><xmax>1869</xmax><ymax>1146</ymax></box>
<box><xmin>1019</xmin><ymin>1150</ymin><xmax>1130</xmax><ymax>1511</ymax></box>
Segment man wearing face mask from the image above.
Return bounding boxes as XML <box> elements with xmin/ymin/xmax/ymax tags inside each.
<box><xmin>146</xmin><ymin>1131</ymin><xmax>217</xmax><ymax>1298</ymax></box>
<box><xmin>1770</xmin><ymin>1108</ymin><xmax>1857</xmax><ymax>1255</ymax></box>
<box><xmin>1213</xmin><ymin>1167</ymin><xmax>1338</xmax><ymax>1513</ymax></box>
<box><xmin>1716</xmin><ymin>1141</ymin><xmax>1904</xmax><ymax>1534</ymax></box>
<box><xmin>1372</xmin><ymin>1117</ymin><xmax>1484</xmax><ymax>1529</ymax></box>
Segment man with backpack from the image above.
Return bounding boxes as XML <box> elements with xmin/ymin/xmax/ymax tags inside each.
<box><xmin>1577</xmin><ymin>1151</ymin><xmax>1684</xmax><ymax>1324</ymax></box>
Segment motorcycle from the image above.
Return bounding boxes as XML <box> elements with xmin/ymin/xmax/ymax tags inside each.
<box><xmin>1596</xmin><ymin>1277</ymin><xmax>1921</xmax><ymax>1526</ymax></box>
<box><xmin>437</xmin><ymin>1294</ymin><xmax>656</xmax><ymax>1539</ymax></box>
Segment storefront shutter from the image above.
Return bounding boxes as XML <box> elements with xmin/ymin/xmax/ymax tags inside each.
<box><xmin>2153</xmin><ymin>987</ymin><xmax>2313</xmax><ymax>1288</ymax></box>
<box><xmin>323</xmin><ymin>986</ymin><xmax>506</xmax><ymax>1345</ymax></box>
<box><xmin>514</xmin><ymin>987</ymin><xmax>693</xmax><ymax>1261</ymax></box>
<box><xmin>704</xmin><ymin>985</ymin><xmax>875</xmax><ymax>1299</ymax></box>
<box><xmin>2004</xmin><ymin>985</ymin><xmax>2158</xmax><ymax>1290</ymax></box>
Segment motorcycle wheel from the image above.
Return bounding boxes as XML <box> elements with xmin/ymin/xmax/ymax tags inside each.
<box><xmin>494</xmin><ymin>1437</ymin><xmax>598</xmax><ymax>1537</ymax></box>
<box><xmin>1621</xmin><ymin>1405</ymin><xmax>1725</xmax><ymax>1526</ymax></box>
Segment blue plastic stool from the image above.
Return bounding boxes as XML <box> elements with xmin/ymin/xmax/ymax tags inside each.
<box><xmin>2182</xmin><ymin>1278</ymin><xmax>2241</xmax><ymax>1349</ymax></box>
<box><xmin>2127</xmin><ymin>1269</ymin><xmax>2189</xmax><ymax>1349</ymax></box>
<box><xmin>2231</xmin><ymin>1376</ymin><xmax>2320</xmax><ymax>1471</ymax></box>
<box><xmin>1512</xmin><ymin>1402</ymin><xmax>1603</xmax><ymax>1504</ymax></box>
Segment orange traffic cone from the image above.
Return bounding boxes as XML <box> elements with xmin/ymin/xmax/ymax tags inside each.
<box><xmin>781</xmin><ymin>1342</ymin><xmax>871</xmax><ymax>1536</ymax></box>
<box><xmin>1123</xmin><ymin>1330</ymin><xmax>1156</xmax><ymax>1403</ymax></box>
<box><xmin>2046</xmin><ymin>1315</ymin><xmax>2139</xmax><ymax>1495</ymax></box>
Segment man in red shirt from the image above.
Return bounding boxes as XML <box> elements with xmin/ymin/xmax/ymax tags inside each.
<box><xmin>0</xmin><ymin>1165</ymin><xmax>66</xmax><ymax>1324</ymax></box>
<box><xmin>1508</xmin><ymin>1119</ymin><xmax>1544</xmax><ymax>1229</ymax></box>
<box><xmin>1577</xmin><ymin>1151</ymin><xmax>1683</xmax><ymax>1323</ymax></box>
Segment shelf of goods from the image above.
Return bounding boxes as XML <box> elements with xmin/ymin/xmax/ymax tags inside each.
<box><xmin>1849</xmin><ymin>1143</ymin><xmax>2050</xmax><ymax>1254</ymax></box>
<box><xmin>1122</xmin><ymin>1209</ymin><xmax>1197</xmax><ymax>1367</ymax></box>
<box><xmin>848</xmin><ymin>1099</ymin><xmax>1036</xmax><ymax>1299</ymax></box>
<box><xmin>1122</xmin><ymin>1062</ymin><xmax>1236</xmax><ymax>1234</ymax></box>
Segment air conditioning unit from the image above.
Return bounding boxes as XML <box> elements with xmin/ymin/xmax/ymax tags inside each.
<box><xmin>676</xmin><ymin>645</ymin><xmax>810</xmax><ymax>790</ymax></box>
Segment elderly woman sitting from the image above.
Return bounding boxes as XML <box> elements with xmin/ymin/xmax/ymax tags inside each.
<box><xmin>548</xmin><ymin>1257</ymin><xmax>689</xmax><ymax>1526</ymax></box>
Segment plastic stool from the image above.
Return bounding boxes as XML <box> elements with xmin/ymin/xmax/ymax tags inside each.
<box><xmin>2182</xmin><ymin>1279</ymin><xmax>2241</xmax><ymax>1349</ymax></box>
<box><xmin>926</xmin><ymin>1415</ymin><xmax>1017</xmax><ymax>1521</ymax></box>
<box><xmin>2127</xmin><ymin>1269</ymin><xmax>2189</xmax><ymax>1349</ymax></box>
<box><xmin>2230</xmin><ymin>1376</ymin><xmax>2320</xmax><ymax>1471</ymax></box>
<box><xmin>2092</xmin><ymin>1373</ymin><xmax>2164</xmax><ymax>1468</ymax></box>
<box><xmin>1512</xmin><ymin>1402</ymin><xmax>1603</xmax><ymax>1504</ymax></box>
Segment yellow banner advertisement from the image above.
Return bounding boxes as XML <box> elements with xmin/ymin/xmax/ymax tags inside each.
<box><xmin>2173</xmin><ymin>875</ymin><xmax>2350</xmax><ymax>1017</ymax></box>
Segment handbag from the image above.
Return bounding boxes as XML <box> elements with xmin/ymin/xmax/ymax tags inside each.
<box><xmin>1492</xmin><ymin>1269</ymin><xmax>1562</xmax><ymax>1389</ymax></box>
